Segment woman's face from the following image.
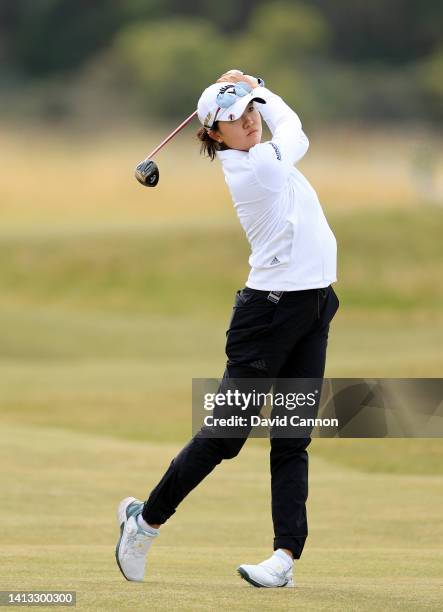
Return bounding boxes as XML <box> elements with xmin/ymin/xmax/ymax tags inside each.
<box><xmin>210</xmin><ymin>103</ymin><xmax>262</xmax><ymax>152</ymax></box>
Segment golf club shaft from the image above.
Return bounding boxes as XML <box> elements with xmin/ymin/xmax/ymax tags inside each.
<box><xmin>145</xmin><ymin>110</ymin><xmax>198</xmax><ymax>160</ymax></box>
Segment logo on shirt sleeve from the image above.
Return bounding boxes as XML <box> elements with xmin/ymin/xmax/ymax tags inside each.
<box><xmin>268</xmin><ymin>142</ymin><xmax>281</xmax><ymax>160</ymax></box>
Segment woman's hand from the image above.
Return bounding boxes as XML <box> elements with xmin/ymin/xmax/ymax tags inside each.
<box><xmin>216</xmin><ymin>69</ymin><xmax>258</xmax><ymax>89</ymax></box>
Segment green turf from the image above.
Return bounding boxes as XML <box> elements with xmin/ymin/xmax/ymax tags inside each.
<box><xmin>1</xmin><ymin>425</ymin><xmax>442</xmax><ymax>611</ymax></box>
<box><xmin>1</xmin><ymin>209</ymin><xmax>442</xmax><ymax>609</ymax></box>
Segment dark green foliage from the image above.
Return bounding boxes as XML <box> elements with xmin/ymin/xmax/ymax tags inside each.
<box><xmin>310</xmin><ymin>0</ymin><xmax>443</xmax><ymax>64</ymax></box>
<box><xmin>0</xmin><ymin>0</ymin><xmax>442</xmax><ymax>121</ymax></box>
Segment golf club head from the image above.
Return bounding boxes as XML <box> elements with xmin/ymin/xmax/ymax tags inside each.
<box><xmin>134</xmin><ymin>159</ymin><xmax>159</xmax><ymax>187</ymax></box>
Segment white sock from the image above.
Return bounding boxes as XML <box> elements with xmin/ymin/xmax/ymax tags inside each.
<box><xmin>137</xmin><ymin>514</ymin><xmax>159</xmax><ymax>535</ymax></box>
<box><xmin>273</xmin><ymin>549</ymin><xmax>293</xmax><ymax>570</ymax></box>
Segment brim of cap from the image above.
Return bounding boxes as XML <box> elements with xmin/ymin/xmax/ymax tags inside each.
<box><xmin>217</xmin><ymin>93</ymin><xmax>266</xmax><ymax>123</ymax></box>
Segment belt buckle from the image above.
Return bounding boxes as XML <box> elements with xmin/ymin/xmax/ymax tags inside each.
<box><xmin>267</xmin><ymin>290</ymin><xmax>283</xmax><ymax>304</ymax></box>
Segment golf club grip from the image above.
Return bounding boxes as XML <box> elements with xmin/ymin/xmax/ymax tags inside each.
<box><xmin>146</xmin><ymin>110</ymin><xmax>198</xmax><ymax>160</ymax></box>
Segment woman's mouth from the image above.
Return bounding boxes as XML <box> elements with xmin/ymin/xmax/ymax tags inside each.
<box><xmin>247</xmin><ymin>129</ymin><xmax>258</xmax><ymax>136</ymax></box>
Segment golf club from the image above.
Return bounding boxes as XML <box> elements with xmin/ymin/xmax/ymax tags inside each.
<box><xmin>134</xmin><ymin>110</ymin><xmax>198</xmax><ymax>187</ymax></box>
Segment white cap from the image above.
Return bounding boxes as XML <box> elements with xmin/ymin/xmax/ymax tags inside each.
<box><xmin>197</xmin><ymin>81</ymin><xmax>266</xmax><ymax>129</ymax></box>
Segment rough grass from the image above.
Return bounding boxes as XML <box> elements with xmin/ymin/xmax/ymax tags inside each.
<box><xmin>0</xmin><ymin>208</ymin><xmax>442</xmax><ymax>316</ymax></box>
<box><xmin>0</xmin><ymin>211</ymin><xmax>442</xmax><ymax>452</ymax></box>
<box><xmin>1</xmin><ymin>123</ymin><xmax>442</xmax><ymax>228</ymax></box>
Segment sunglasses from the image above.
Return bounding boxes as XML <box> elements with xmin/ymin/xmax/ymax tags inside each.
<box><xmin>206</xmin><ymin>81</ymin><xmax>254</xmax><ymax>128</ymax></box>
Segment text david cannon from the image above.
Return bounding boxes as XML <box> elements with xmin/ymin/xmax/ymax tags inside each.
<box><xmin>203</xmin><ymin>415</ymin><xmax>339</xmax><ymax>428</ymax></box>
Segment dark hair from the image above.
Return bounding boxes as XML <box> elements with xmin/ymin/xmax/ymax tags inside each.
<box><xmin>196</xmin><ymin>123</ymin><xmax>228</xmax><ymax>161</ymax></box>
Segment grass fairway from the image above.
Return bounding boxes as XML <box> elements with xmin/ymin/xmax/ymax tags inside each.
<box><xmin>0</xmin><ymin>135</ymin><xmax>442</xmax><ymax>611</ymax></box>
<box><xmin>1</xmin><ymin>425</ymin><xmax>442</xmax><ymax>611</ymax></box>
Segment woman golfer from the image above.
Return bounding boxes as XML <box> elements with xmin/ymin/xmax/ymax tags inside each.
<box><xmin>116</xmin><ymin>69</ymin><xmax>339</xmax><ymax>588</ymax></box>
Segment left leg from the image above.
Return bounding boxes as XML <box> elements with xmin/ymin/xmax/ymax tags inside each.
<box><xmin>237</xmin><ymin>286</ymin><xmax>339</xmax><ymax>587</ymax></box>
<box><xmin>270</xmin><ymin>287</ymin><xmax>339</xmax><ymax>559</ymax></box>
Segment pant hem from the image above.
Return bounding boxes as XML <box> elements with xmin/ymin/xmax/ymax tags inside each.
<box><xmin>273</xmin><ymin>536</ymin><xmax>307</xmax><ymax>559</ymax></box>
<box><xmin>142</xmin><ymin>503</ymin><xmax>174</xmax><ymax>526</ymax></box>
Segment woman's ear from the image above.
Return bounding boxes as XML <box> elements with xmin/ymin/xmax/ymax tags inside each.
<box><xmin>207</xmin><ymin>129</ymin><xmax>223</xmax><ymax>144</ymax></box>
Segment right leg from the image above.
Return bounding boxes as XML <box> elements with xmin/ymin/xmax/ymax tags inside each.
<box><xmin>116</xmin><ymin>286</ymin><xmax>291</xmax><ymax>581</ymax></box>
<box><xmin>142</xmin><ymin>420</ymin><xmax>247</xmax><ymax>526</ymax></box>
<box><xmin>116</xmin><ymin>364</ymin><xmax>262</xmax><ymax>582</ymax></box>
<box><xmin>142</xmin><ymin>287</ymin><xmax>287</xmax><ymax>527</ymax></box>
<box><xmin>142</xmin><ymin>363</ymin><xmax>272</xmax><ymax>526</ymax></box>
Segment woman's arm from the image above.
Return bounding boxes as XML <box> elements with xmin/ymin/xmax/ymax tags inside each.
<box><xmin>256</xmin><ymin>87</ymin><xmax>309</xmax><ymax>164</ymax></box>
<box><xmin>215</xmin><ymin>70</ymin><xmax>309</xmax><ymax>192</ymax></box>
<box><xmin>249</xmin><ymin>86</ymin><xmax>309</xmax><ymax>192</ymax></box>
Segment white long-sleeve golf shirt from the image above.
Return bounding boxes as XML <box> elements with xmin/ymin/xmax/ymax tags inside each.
<box><xmin>217</xmin><ymin>86</ymin><xmax>337</xmax><ymax>291</ymax></box>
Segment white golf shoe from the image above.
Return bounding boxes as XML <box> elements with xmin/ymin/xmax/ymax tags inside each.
<box><xmin>115</xmin><ymin>496</ymin><xmax>159</xmax><ymax>582</ymax></box>
<box><xmin>237</xmin><ymin>552</ymin><xmax>295</xmax><ymax>588</ymax></box>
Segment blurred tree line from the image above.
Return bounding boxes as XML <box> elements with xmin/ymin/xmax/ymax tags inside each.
<box><xmin>0</xmin><ymin>0</ymin><xmax>442</xmax><ymax>123</ymax></box>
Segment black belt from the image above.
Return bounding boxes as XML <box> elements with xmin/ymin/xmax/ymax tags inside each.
<box><xmin>266</xmin><ymin>287</ymin><xmax>329</xmax><ymax>304</ymax></box>
<box><xmin>265</xmin><ymin>287</ymin><xmax>329</xmax><ymax>320</ymax></box>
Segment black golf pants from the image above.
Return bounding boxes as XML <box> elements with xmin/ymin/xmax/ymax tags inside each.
<box><xmin>142</xmin><ymin>285</ymin><xmax>339</xmax><ymax>558</ymax></box>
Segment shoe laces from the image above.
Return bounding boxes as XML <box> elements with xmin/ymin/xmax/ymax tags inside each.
<box><xmin>125</xmin><ymin>523</ymin><xmax>153</xmax><ymax>559</ymax></box>
<box><xmin>259</xmin><ymin>555</ymin><xmax>288</xmax><ymax>578</ymax></box>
